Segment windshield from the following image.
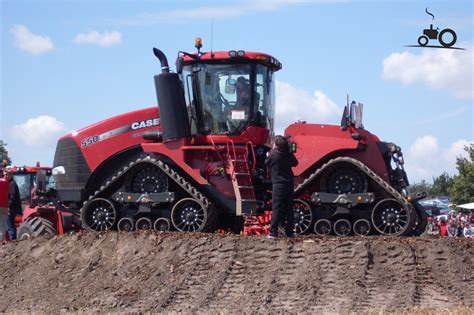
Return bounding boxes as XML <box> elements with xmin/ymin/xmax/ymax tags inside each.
<box><xmin>13</xmin><ymin>174</ymin><xmax>33</xmax><ymax>201</ymax></box>
<box><xmin>182</xmin><ymin>63</ymin><xmax>275</xmax><ymax>135</ymax></box>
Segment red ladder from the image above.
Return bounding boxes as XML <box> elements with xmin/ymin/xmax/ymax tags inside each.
<box><xmin>226</xmin><ymin>140</ymin><xmax>258</xmax><ymax>215</ymax></box>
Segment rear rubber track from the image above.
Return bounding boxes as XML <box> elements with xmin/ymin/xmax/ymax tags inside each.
<box><xmin>294</xmin><ymin>157</ymin><xmax>416</xmax><ymax>235</ymax></box>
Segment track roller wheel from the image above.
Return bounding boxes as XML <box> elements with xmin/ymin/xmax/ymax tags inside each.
<box><xmin>293</xmin><ymin>199</ymin><xmax>313</xmax><ymax>235</ymax></box>
<box><xmin>81</xmin><ymin>198</ymin><xmax>117</xmax><ymax>231</ymax></box>
<box><xmin>17</xmin><ymin>217</ymin><xmax>56</xmax><ymax>240</ymax></box>
<box><xmin>154</xmin><ymin>218</ymin><xmax>171</xmax><ymax>231</ymax></box>
<box><xmin>117</xmin><ymin>217</ymin><xmax>135</xmax><ymax>232</ymax></box>
<box><xmin>333</xmin><ymin>219</ymin><xmax>352</xmax><ymax>236</ymax></box>
<box><xmin>314</xmin><ymin>219</ymin><xmax>332</xmax><ymax>236</ymax></box>
<box><xmin>353</xmin><ymin>219</ymin><xmax>371</xmax><ymax>236</ymax></box>
<box><xmin>129</xmin><ymin>164</ymin><xmax>168</xmax><ymax>193</ymax></box>
<box><xmin>171</xmin><ymin>198</ymin><xmax>213</xmax><ymax>232</ymax></box>
<box><xmin>371</xmin><ymin>198</ymin><xmax>414</xmax><ymax>236</ymax></box>
<box><xmin>136</xmin><ymin>217</ymin><xmax>153</xmax><ymax>230</ymax></box>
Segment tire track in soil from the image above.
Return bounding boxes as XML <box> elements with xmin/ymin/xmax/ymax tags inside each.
<box><xmin>262</xmin><ymin>243</ymin><xmax>307</xmax><ymax>312</ymax></box>
<box><xmin>205</xmin><ymin>239</ymin><xmax>285</xmax><ymax>313</ymax></box>
<box><xmin>306</xmin><ymin>240</ymin><xmax>366</xmax><ymax>313</ymax></box>
<box><xmin>159</xmin><ymin>238</ymin><xmax>217</xmax><ymax>311</ymax></box>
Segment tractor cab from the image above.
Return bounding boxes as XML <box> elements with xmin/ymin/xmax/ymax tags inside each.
<box><xmin>176</xmin><ymin>39</ymin><xmax>281</xmax><ymax>138</ymax></box>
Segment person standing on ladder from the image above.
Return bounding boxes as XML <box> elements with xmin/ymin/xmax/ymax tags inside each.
<box><xmin>265</xmin><ymin>135</ymin><xmax>298</xmax><ymax>238</ymax></box>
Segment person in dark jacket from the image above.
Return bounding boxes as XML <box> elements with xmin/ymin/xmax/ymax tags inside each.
<box><xmin>265</xmin><ymin>135</ymin><xmax>298</xmax><ymax>238</ymax></box>
<box><xmin>5</xmin><ymin>171</ymin><xmax>21</xmax><ymax>240</ymax></box>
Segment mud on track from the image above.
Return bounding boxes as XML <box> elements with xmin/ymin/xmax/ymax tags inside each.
<box><xmin>0</xmin><ymin>232</ymin><xmax>472</xmax><ymax>313</ymax></box>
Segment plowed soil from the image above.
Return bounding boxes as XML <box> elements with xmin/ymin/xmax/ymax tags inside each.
<box><xmin>0</xmin><ymin>232</ymin><xmax>472</xmax><ymax>313</ymax></box>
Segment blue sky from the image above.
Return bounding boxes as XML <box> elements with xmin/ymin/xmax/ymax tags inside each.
<box><xmin>1</xmin><ymin>0</ymin><xmax>473</xmax><ymax>182</ymax></box>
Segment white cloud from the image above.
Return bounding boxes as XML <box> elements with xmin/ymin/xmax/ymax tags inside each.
<box><xmin>382</xmin><ymin>43</ymin><xmax>473</xmax><ymax>99</ymax></box>
<box><xmin>275</xmin><ymin>80</ymin><xmax>341</xmax><ymax>134</ymax></box>
<box><xmin>10</xmin><ymin>116</ymin><xmax>67</xmax><ymax>148</ymax></box>
<box><xmin>405</xmin><ymin>135</ymin><xmax>473</xmax><ymax>182</ymax></box>
<box><xmin>73</xmin><ymin>31</ymin><xmax>122</xmax><ymax>47</ymax></box>
<box><xmin>10</xmin><ymin>24</ymin><xmax>54</xmax><ymax>55</ymax></box>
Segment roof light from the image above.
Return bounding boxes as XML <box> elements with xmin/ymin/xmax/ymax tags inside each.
<box><xmin>237</xmin><ymin>50</ymin><xmax>245</xmax><ymax>57</ymax></box>
<box><xmin>195</xmin><ymin>37</ymin><xmax>202</xmax><ymax>50</ymax></box>
<box><xmin>228</xmin><ymin>50</ymin><xmax>237</xmax><ymax>57</ymax></box>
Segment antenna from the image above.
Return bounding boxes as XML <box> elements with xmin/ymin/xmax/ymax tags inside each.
<box><xmin>210</xmin><ymin>17</ymin><xmax>214</xmax><ymax>57</ymax></box>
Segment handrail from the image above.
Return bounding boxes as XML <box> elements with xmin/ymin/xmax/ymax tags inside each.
<box><xmin>246</xmin><ymin>141</ymin><xmax>256</xmax><ymax>173</ymax></box>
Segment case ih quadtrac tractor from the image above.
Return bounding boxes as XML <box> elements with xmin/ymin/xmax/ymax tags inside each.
<box><xmin>51</xmin><ymin>39</ymin><xmax>427</xmax><ymax>236</ymax></box>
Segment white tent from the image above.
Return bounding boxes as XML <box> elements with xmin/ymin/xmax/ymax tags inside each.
<box><xmin>457</xmin><ymin>202</ymin><xmax>474</xmax><ymax>210</ymax></box>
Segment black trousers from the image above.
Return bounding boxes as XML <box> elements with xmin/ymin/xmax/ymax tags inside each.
<box><xmin>269</xmin><ymin>182</ymin><xmax>294</xmax><ymax>236</ymax></box>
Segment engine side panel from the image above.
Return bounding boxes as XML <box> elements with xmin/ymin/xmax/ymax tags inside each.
<box><xmin>53</xmin><ymin>107</ymin><xmax>160</xmax><ymax>193</ymax></box>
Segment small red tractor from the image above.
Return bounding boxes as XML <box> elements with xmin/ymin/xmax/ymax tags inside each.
<box><xmin>1</xmin><ymin>165</ymin><xmax>81</xmax><ymax>240</ymax></box>
<box><xmin>50</xmin><ymin>39</ymin><xmax>427</xmax><ymax>237</ymax></box>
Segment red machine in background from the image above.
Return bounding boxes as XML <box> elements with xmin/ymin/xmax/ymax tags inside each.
<box><xmin>50</xmin><ymin>39</ymin><xmax>427</xmax><ymax>237</ymax></box>
<box><xmin>1</xmin><ymin>164</ymin><xmax>81</xmax><ymax>240</ymax></box>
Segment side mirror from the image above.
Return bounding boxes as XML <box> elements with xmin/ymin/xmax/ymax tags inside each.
<box><xmin>289</xmin><ymin>141</ymin><xmax>297</xmax><ymax>153</ymax></box>
<box><xmin>176</xmin><ymin>57</ymin><xmax>184</xmax><ymax>74</ymax></box>
<box><xmin>36</xmin><ymin>170</ymin><xmax>47</xmax><ymax>192</ymax></box>
<box><xmin>225</xmin><ymin>78</ymin><xmax>236</xmax><ymax>94</ymax></box>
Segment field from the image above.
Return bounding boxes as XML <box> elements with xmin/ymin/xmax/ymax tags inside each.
<box><xmin>0</xmin><ymin>232</ymin><xmax>472</xmax><ymax>313</ymax></box>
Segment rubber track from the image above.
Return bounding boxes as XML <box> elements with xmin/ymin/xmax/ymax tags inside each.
<box><xmin>294</xmin><ymin>157</ymin><xmax>415</xmax><ymax>235</ymax></box>
<box><xmin>80</xmin><ymin>155</ymin><xmax>218</xmax><ymax>232</ymax></box>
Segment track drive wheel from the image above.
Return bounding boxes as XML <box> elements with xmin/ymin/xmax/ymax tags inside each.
<box><xmin>171</xmin><ymin>198</ymin><xmax>216</xmax><ymax>232</ymax></box>
<box><xmin>333</xmin><ymin>219</ymin><xmax>352</xmax><ymax>236</ymax></box>
<box><xmin>129</xmin><ymin>163</ymin><xmax>168</xmax><ymax>193</ymax></box>
<box><xmin>81</xmin><ymin>198</ymin><xmax>117</xmax><ymax>232</ymax></box>
<box><xmin>314</xmin><ymin>219</ymin><xmax>332</xmax><ymax>236</ymax></box>
<box><xmin>353</xmin><ymin>219</ymin><xmax>371</xmax><ymax>236</ymax></box>
<box><xmin>371</xmin><ymin>198</ymin><xmax>414</xmax><ymax>236</ymax></box>
<box><xmin>17</xmin><ymin>217</ymin><xmax>57</xmax><ymax>240</ymax></box>
<box><xmin>324</xmin><ymin>164</ymin><xmax>368</xmax><ymax>194</ymax></box>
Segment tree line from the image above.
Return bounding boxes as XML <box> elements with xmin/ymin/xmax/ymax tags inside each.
<box><xmin>408</xmin><ymin>144</ymin><xmax>474</xmax><ymax>205</ymax></box>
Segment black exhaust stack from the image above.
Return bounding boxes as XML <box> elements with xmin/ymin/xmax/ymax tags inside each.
<box><xmin>153</xmin><ymin>48</ymin><xmax>190</xmax><ymax>141</ymax></box>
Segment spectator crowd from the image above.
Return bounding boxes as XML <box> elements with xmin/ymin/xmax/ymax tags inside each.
<box><xmin>424</xmin><ymin>211</ymin><xmax>474</xmax><ymax>238</ymax></box>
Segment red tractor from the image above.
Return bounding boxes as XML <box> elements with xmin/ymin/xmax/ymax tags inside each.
<box><xmin>50</xmin><ymin>39</ymin><xmax>427</xmax><ymax>236</ymax></box>
<box><xmin>1</xmin><ymin>165</ymin><xmax>81</xmax><ymax>240</ymax></box>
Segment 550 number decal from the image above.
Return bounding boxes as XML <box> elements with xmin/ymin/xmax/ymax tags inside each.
<box><xmin>81</xmin><ymin>135</ymin><xmax>99</xmax><ymax>148</ymax></box>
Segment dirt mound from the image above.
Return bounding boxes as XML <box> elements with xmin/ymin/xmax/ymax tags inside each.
<box><xmin>0</xmin><ymin>233</ymin><xmax>472</xmax><ymax>313</ymax></box>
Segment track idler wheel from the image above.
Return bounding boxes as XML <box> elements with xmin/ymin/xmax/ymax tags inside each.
<box><xmin>117</xmin><ymin>217</ymin><xmax>135</xmax><ymax>232</ymax></box>
<box><xmin>371</xmin><ymin>198</ymin><xmax>414</xmax><ymax>236</ymax></box>
<box><xmin>171</xmin><ymin>198</ymin><xmax>209</xmax><ymax>232</ymax></box>
<box><xmin>314</xmin><ymin>219</ymin><xmax>332</xmax><ymax>236</ymax></box>
<box><xmin>293</xmin><ymin>199</ymin><xmax>313</xmax><ymax>235</ymax></box>
<box><xmin>353</xmin><ymin>219</ymin><xmax>371</xmax><ymax>236</ymax></box>
<box><xmin>154</xmin><ymin>218</ymin><xmax>171</xmax><ymax>231</ymax></box>
<box><xmin>411</xmin><ymin>200</ymin><xmax>428</xmax><ymax>236</ymax></box>
<box><xmin>333</xmin><ymin>219</ymin><xmax>352</xmax><ymax>236</ymax></box>
<box><xmin>136</xmin><ymin>217</ymin><xmax>153</xmax><ymax>230</ymax></box>
<box><xmin>81</xmin><ymin>198</ymin><xmax>117</xmax><ymax>231</ymax></box>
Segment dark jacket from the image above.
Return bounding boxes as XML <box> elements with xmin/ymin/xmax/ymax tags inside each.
<box><xmin>8</xmin><ymin>180</ymin><xmax>22</xmax><ymax>216</ymax></box>
<box><xmin>265</xmin><ymin>149</ymin><xmax>298</xmax><ymax>184</ymax></box>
